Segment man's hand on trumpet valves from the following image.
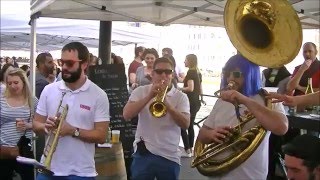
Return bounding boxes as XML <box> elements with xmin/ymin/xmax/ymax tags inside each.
<box><xmin>45</xmin><ymin>116</ymin><xmax>58</xmax><ymax>132</ymax></box>
<box><xmin>45</xmin><ymin>115</ymin><xmax>76</xmax><ymax>137</ymax></box>
<box><xmin>149</xmin><ymin>80</ymin><xmax>168</xmax><ymax>99</ymax></box>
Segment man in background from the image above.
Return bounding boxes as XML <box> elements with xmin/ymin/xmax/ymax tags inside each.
<box><xmin>35</xmin><ymin>52</ymin><xmax>55</xmax><ymax>98</ymax></box>
<box><xmin>286</xmin><ymin>42</ymin><xmax>319</xmax><ymax>97</ymax></box>
<box><xmin>128</xmin><ymin>46</ymin><xmax>145</xmax><ymax>88</ymax></box>
<box><xmin>34</xmin><ymin>52</ymin><xmax>55</xmax><ymax>162</ymax></box>
<box><xmin>162</xmin><ymin>47</ymin><xmax>185</xmax><ymax>83</ymax></box>
<box><xmin>283</xmin><ymin>134</ymin><xmax>320</xmax><ymax>180</ymax></box>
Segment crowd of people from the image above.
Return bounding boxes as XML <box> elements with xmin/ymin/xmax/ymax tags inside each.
<box><xmin>0</xmin><ymin>41</ymin><xmax>319</xmax><ymax>180</ymax></box>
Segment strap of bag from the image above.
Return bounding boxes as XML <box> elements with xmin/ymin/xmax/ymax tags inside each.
<box><xmin>22</xmin><ymin>100</ymin><xmax>34</xmax><ymax>136</ymax></box>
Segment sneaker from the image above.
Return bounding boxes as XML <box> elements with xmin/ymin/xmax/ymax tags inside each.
<box><xmin>180</xmin><ymin>151</ymin><xmax>192</xmax><ymax>158</ymax></box>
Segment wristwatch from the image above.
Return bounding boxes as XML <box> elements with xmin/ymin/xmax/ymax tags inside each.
<box><xmin>72</xmin><ymin>128</ymin><xmax>80</xmax><ymax>137</ymax></box>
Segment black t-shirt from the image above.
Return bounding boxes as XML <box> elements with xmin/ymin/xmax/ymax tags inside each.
<box><xmin>183</xmin><ymin>69</ymin><xmax>202</xmax><ymax>106</ymax></box>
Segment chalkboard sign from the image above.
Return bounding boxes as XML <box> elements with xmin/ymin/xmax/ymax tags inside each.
<box><xmin>89</xmin><ymin>64</ymin><xmax>135</xmax><ymax>178</ymax></box>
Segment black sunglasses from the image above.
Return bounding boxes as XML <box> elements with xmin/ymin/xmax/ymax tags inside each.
<box><xmin>59</xmin><ymin>59</ymin><xmax>82</xmax><ymax>67</ymax></box>
<box><xmin>224</xmin><ymin>71</ymin><xmax>243</xmax><ymax>78</ymax></box>
<box><xmin>154</xmin><ymin>69</ymin><xmax>173</xmax><ymax>75</ymax></box>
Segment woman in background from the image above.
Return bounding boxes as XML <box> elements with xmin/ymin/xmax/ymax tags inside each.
<box><xmin>180</xmin><ymin>54</ymin><xmax>204</xmax><ymax>157</ymax></box>
<box><xmin>0</xmin><ymin>68</ymin><xmax>38</xmax><ymax>180</ymax></box>
<box><xmin>20</xmin><ymin>65</ymin><xmax>30</xmax><ymax>77</ymax></box>
<box><xmin>132</xmin><ymin>48</ymin><xmax>159</xmax><ymax>89</ymax></box>
<box><xmin>0</xmin><ymin>63</ymin><xmax>15</xmax><ymax>95</ymax></box>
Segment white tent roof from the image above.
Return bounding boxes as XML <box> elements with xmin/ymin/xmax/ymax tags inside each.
<box><xmin>30</xmin><ymin>0</ymin><xmax>320</xmax><ymax>29</ymax></box>
<box><xmin>1</xmin><ymin>12</ymin><xmax>160</xmax><ymax>51</ymax></box>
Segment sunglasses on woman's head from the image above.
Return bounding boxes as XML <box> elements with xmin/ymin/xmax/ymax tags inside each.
<box><xmin>224</xmin><ymin>71</ymin><xmax>243</xmax><ymax>78</ymax></box>
<box><xmin>59</xmin><ymin>59</ymin><xmax>82</xmax><ymax>67</ymax></box>
<box><xmin>154</xmin><ymin>69</ymin><xmax>173</xmax><ymax>75</ymax></box>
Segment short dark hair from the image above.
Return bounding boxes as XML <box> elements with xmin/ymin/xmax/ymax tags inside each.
<box><xmin>283</xmin><ymin>134</ymin><xmax>320</xmax><ymax>172</ymax></box>
<box><xmin>62</xmin><ymin>42</ymin><xmax>89</xmax><ymax>63</ymax></box>
<box><xmin>163</xmin><ymin>54</ymin><xmax>176</xmax><ymax>69</ymax></box>
<box><xmin>303</xmin><ymin>42</ymin><xmax>317</xmax><ymax>50</ymax></box>
<box><xmin>20</xmin><ymin>65</ymin><xmax>30</xmax><ymax>72</ymax></box>
<box><xmin>142</xmin><ymin>48</ymin><xmax>159</xmax><ymax>59</ymax></box>
<box><xmin>134</xmin><ymin>46</ymin><xmax>145</xmax><ymax>58</ymax></box>
<box><xmin>36</xmin><ymin>52</ymin><xmax>52</xmax><ymax>67</ymax></box>
<box><xmin>162</xmin><ymin>48</ymin><xmax>173</xmax><ymax>56</ymax></box>
<box><xmin>153</xmin><ymin>57</ymin><xmax>173</xmax><ymax>69</ymax></box>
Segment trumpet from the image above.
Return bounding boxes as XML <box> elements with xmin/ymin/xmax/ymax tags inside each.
<box><xmin>213</xmin><ymin>81</ymin><xmax>237</xmax><ymax>98</ymax></box>
<box><xmin>38</xmin><ymin>95</ymin><xmax>69</xmax><ymax>175</ymax></box>
<box><xmin>149</xmin><ymin>80</ymin><xmax>169</xmax><ymax>118</ymax></box>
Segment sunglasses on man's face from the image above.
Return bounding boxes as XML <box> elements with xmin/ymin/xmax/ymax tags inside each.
<box><xmin>154</xmin><ymin>69</ymin><xmax>173</xmax><ymax>75</ymax></box>
<box><xmin>59</xmin><ymin>59</ymin><xmax>82</xmax><ymax>67</ymax></box>
<box><xmin>224</xmin><ymin>71</ymin><xmax>243</xmax><ymax>78</ymax></box>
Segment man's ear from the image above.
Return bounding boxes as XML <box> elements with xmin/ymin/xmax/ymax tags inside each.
<box><xmin>82</xmin><ymin>62</ymin><xmax>88</xmax><ymax>69</ymax></box>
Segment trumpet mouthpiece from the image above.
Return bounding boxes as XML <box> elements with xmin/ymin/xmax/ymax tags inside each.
<box><xmin>227</xmin><ymin>81</ymin><xmax>236</xmax><ymax>90</ymax></box>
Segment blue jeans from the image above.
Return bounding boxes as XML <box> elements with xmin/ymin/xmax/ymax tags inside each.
<box><xmin>131</xmin><ymin>151</ymin><xmax>180</xmax><ymax>180</ymax></box>
<box><xmin>36</xmin><ymin>173</ymin><xmax>95</xmax><ymax>180</ymax></box>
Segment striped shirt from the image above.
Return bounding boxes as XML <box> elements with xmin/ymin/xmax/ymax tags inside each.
<box><xmin>0</xmin><ymin>96</ymin><xmax>38</xmax><ymax>146</ymax></box>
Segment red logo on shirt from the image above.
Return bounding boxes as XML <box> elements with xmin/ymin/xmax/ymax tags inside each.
<box><xmin>80</xmin><ymin>104</ymin><xmax>91</xmax><ymax>111</ymax></box>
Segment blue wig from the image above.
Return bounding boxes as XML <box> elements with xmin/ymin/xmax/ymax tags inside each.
<box><xmin>221</xmin><ymin>54</ymin><xmax>261</xmax><ymax>97</ymax></box>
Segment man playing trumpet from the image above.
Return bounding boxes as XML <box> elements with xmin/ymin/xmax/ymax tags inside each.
<box><xmin>33</xmin><ymin>42</ymin><xmax>110</xmax><ymax>179</ymax></box>
<box><xmin>196</xmin><ymin>55</ymin><xmax>288</xmax><ymax>179</ymax></box>
<box><xmin>123</xmin><ymin>57</ymin><xmax>190</xmax><ymax>180</ymax></box>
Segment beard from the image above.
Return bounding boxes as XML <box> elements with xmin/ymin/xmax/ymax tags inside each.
<box><xmin>62</xmin><ymin>65</ymin><xmax>82</xmax><ymax>83</ymax></box>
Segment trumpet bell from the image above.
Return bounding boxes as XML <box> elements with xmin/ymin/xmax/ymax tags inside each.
<box><xmin>149</xmin><ymin>101</ymin><xmax>167</xmax><ymax>118</ymax></box>
<box><xmin>225</xmin><ymin>0</ymin><xmax>302</xmax><ymax>68</ymax></box>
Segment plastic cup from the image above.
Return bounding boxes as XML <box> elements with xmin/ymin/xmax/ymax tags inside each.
<box><xmin>111</xmin><ymin>130</ymin><xmax>120</xmax><ymax>143</ymax></box>
<box><xmin>16</xmin><ymin>118</ymin><xmax>25</xmax><ymax>131</ymax></box>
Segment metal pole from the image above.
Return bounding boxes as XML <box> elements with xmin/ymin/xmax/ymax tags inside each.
<box><xmin>99</xmin><ymin>21</ymin><xmax>112</xmax><ymax>64</ymax></box>
<box><xmin>29</xmin><ymin>16</ymin><xmax>37</xmax><ymax>180</ymax></box>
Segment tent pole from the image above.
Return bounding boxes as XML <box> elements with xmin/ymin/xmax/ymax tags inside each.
<box><xmin>30</xmin><ymin>18</ymin><xmax>37</xmax><ymax>99</ymax></box>
<box><xmin>29</xmin><ymin>16</ymin><xmax>37</xmax><ymax>180</ymax></box>
<box><xmin>99</xmin><ymin>21</ymin><xmax>112</xmax><ymax>64</ymax></box>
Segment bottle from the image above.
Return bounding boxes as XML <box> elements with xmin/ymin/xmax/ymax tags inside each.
<box><xmin>106</xmin><ymin>127</ymin><xmax>111</xmax><ymax>143</ymax></box>
<box><xmin>287</xmin><ymin>90</ymin><xmax>296</xmax><ymax>115</ymax></box>
<box><xmin>304</xmin><ymin>78</ymin><xmax>314</xmax><ymax>111</ymax></box>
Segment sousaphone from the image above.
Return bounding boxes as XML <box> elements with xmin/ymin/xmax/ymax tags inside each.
<box><xmin>225</xmin><ymin>0</ymin><xmax>302</xmax><ymax>68</ymax></box>
<box><xmin>192</xmin><ymin>0</ymin><xmax>302</xmax><ymax>177</ymax></box>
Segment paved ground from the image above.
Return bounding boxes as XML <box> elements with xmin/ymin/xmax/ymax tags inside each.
<box><xmin>179</xmin><ymin>156</ymin><xmax>207</xmax><ymax>180</ymax></box>
<box><xmin>13</xmin><ymin>158</ymin><xmax>206</xmax><ymax>180</ymax></box>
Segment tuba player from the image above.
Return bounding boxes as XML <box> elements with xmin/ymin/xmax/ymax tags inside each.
<box><xmin>197</xmin><ymin>55</ymin><xmax>288</xmax><ymax>179</ymax></box>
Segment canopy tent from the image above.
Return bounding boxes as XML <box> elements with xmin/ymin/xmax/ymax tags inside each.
<box><xmin>30</xmin><ymin>0</ymin><xmax>320</xmax><ymax>29</ymax></box>
<box><xmin>1</xmin><ymin>32</ymin><xmax>136</xmax><ymax>51</ymax></box>
<box><xmin>1</xmin><ymin>14</ymin><xmax>160</xmax><ymax>51</ymax></box>
<box><xmin>25</xmin><ymin>0</ymin><xmax>320</xmax><ymax>95</ymax></box>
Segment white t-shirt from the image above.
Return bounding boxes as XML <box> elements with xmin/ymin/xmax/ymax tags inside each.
<box><xmin>36</xmin><ymin>78</ymin><xmax>110</xmax><ymax>177</ymax></box>
<box><xmin>175</xmin><ymin>64</ymin><xmax>184</xmax><ymax>76</ymax></box>
<box><xmin>204</xmin><ymin>94</ymin><xmax>285</xmax><ymax>180</ymax></box>
<box><xmin>129</xmin><ymin>84</ymin><xmax>190</xmax><ymax>165</ymax></box>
